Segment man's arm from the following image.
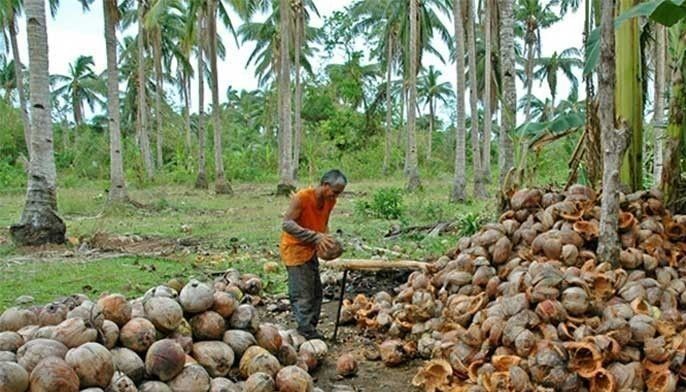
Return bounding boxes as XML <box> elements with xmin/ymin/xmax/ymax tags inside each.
<box><xmin>282</xmin><ymin>196</ymin><xmax>322</xmax><ymax>245</ymax></box>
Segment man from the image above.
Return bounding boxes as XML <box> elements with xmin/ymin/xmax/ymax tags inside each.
<box><xmin>280</xmin><ymin>169</ymin><xmax>347</xmax><ymax>339</ymax></box>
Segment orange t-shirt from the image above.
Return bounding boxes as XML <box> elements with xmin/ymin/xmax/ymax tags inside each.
<box><xmin>279</xmin><ymin>187</ymin><xmax>336</xmax><ymax>266</ymax></box>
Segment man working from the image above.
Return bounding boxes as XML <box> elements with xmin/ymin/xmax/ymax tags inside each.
<box><xmin>280</xmin><ymin>170</ymin><xmax>347</xmax><ymax>339</ymax></box>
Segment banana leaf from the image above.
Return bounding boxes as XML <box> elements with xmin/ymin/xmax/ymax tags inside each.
<box><xmin>514</xmin><ymin>111</ymin><xmax>585</xmax><ymax>146</ymax></box>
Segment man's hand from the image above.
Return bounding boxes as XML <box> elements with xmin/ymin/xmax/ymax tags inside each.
<box><xmin>316</xmin><ymin>234</ymin><xmax>336</xmax><ymax>254</ymax></box>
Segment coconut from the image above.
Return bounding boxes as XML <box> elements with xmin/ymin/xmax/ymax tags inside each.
<box><xmin>38</xmin><ymin>303</ymin><xmax>68</xmax><ymax>326</ymax></box>
<box><xmin>17</xmin><ymin>338</ymin><xmax>68</xmax><ymax>373</ymax></box>
<box><xmin>0</xmin><ymin>361</ymin><xmax>28</xmax><ymax>392</ymax></box>
<box><xmin>144</xmin><ymin>285</ymin><xmax>179</xmax><ymax>300</ymax></box>
<box><xmin>107</xmin><ymin>371</ymin><xmax>137</xmax><ymax>392</ymax></box>
<box><xmin>145</xmin><ymin>339</ymin><xmax>186</xmax><ymax>382</ymax></box>
<box><xmin>379</xmin><ymin>339</ymin><xmax>406</xmax><ymax>367</ymax></box>
<box><xmin>170</xmin><ymin>330</ymin><xmax>193</xmax><ymax>354</ymax></box>
<box><xmin>111</xmin><ymin>347</ymin><xmax>145</xmax><ymax>384</ymax></box>
<box><xmin>275</xmin><ymin>366</ymin><xmax>314</xmax><ymax>392</ymax></box>
<box><xmin>81</xmin><ymin>388</ymin><xmax>104</xmax><ymax>392</ymax></box>
<box><xmin>229</xmin><ymin>305</ymin><xmax>259</xmax><ymax>332</ymax></box>
<box><xmin>223</xmin><ymin>330</ymin><xmax>257</xmax><ymax>358</ymax></box>
<box><xmin>255</xmin><ymin>324</ymin><xmax>282</xmax><ymax>354</ymax></box>
<box><xmin>212</xmin><ymin>292</ymin><xmax>238</xmax><ymax>319</ymax></box>
<box><xmin>130</xmin><ymin>299</ymin><xmax>145</xmax><ymax>319</ymax></box>
<box><xmin>33</xmin><ymin>326</ymin><xmax>55</xmax><ymax>340</ymax></box>
<box><xmin>297</xmin><ymin>350</ymin><xmax>317</xmax><ymax>372</ymax></box>
<box><xmin>0</xmin><ymin>332</ymin><xmax>23</xmax><ymax>352</ymax></box>
<box><xmin>100</xmin><ymin>320</ymin><xmax>119</xmax><ymax>349</ymax></box>
<box><xmin>240</xmin><ymin>277</ymin><xmax>263</xmax><ymax>296</ymax></box>
<box><xmin>191</xmin><ymin>341</ymin><xmax>235</xmax><ymax>377</ymax></box>
<box><xmin>65</xmin><ymin>342</ymin><xmax>114</xmax><ymax>388</ymax></box>
<box><xmin>97</xmin><ymin>294</ymin><xmax>132</xmax><ymax>327</ymax></box>
<box><xmin>179</xmin><ymin>280</ymin><xmax>214</xmax><ymax>314</ymax></box>
<box><xmin>29</xmin><ymin>357</ymin><xmax>79</xmax><ymax>392</ymax></box>
<box><xmin>210</xmin><ymin>377</ymin><xmax>240</xmax><ymax>392</ymax></box>
<box><xmin>277</xmin><ymin>344</ymin><xmax>298</xmax><ymax>366</ymax></box>
<box><xmin>67</xmin><ymin>301</ymin><xmax>104</xmax><ymax>330</ymax></box>
<box><xmin>298</xmin><ymin>340</ymin><xmax>327</xmax><ymax>360</ymax></box>
<box><xmin>16</xmin><ymin>325</ymin><xmax>38</xmax><ymax>343</ymax></box>
<box><xmin>243</xmin><ymin>372</ymin><xmax>274</xmax><ymax>392</ymax></box>
<box><xmin>119</xmin><ymin>318</ymin><xmax>157</xmax><ymax>353</ymax></box>
<box><xmin>0</xmin><ymin>307</ymin><xmax>37</xmax><ymax>332</ymax></box>
<box><xmin>317</xmin><ymin>238</ymin><xmax>343</xmax><ymax>261</ymax></box>
<box><xmin>282</xmin><ymin>330</ymin><xmax>306</xmax><ymax>350</ymax></box>
<box><xmin>225</xmin><ymin>286</ymin><xmax>244</xmax><ymax>302</ymax></box>
<box><xmin>144</xmin><ymin>297</ymin><xmax>184</xmax><ymax>333</ymax></box>
<box><xmin>190</xmin><ymin>311</ymin><xmax>225</xmax><ymax>341</ymax></box>
<box><xmin>0</xmin><ymin>351</ymin><xmax>16</xmax><ymax>362</ymax></box>
<box><xmin>139</xmin><ymin>381</ymin><xmax>173</xmax><ymax>392</ymax></box>
<box><xmin>239</xmin><ymin>346</ymin><xmax>281</xmax><ymax>379</ymax></box>
<box><xmin>53</xmin><ymin>318</ymin><xmax>98</xmax><ymax>348</ymax></box>
<box><xmin>166</xmin><ymin>364</ymin><xmax>211</xmax><ymax>392</ymax></box>
<box><xmin>336</xmin><ymin>353</ymin><xmax>358</xmax><ymax>377</ymax></box>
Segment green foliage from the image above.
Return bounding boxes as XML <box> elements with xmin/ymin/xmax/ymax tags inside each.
<box><xmin>356</xmin><ymin>187</ymin><xmax>405</xmax><ymax>220</ymax></box>
<box><xmin>0</xmin><ymin>160</ymin><xmax>24</xmax><ymax>189</ymax></box>
<box><xmin>457</xmin><ymin>212</ymin><xmax>484</xmax><ymax>236</ymax></box>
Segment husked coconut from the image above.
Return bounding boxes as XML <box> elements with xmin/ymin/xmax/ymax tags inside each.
<box><xmin>222</xmin><ymin>330</ymin><xmax>256</xmax><ymax>358</ymax></box>
<box><xmin>106</xmin><ymin>371</ymin><xmax>137</xmax><ymax>392</ymax></box>
<box><xmin>52</xmin><ymin>318</ymin><xmax>98</xmax><ymax>348</ymax></box>
<box><xmin>97</xmin><ymin>294</ymin><xmax>132</xmax><ymax>327</ymax></box>
<box><xmin>210</xmin><ymin>377</ymin><xmax>240</xmax><ymax>392</ymax></box>
<box><xmin>336</xmin><ymin>353</ymin><xmax>358</xmax><ymax>377</ymax></box>
<box><xmin>38</xmin><ymin>303</ymin><xmax>68</xmax><ymax>326</ymax></box>
<box><xmin>298</xmin><ymin>340</ymin><xmax>327</xmax><ymax>360</ymax></box>
<box><xmin>275</xmin><ymin>366</ymin><xmax>314</xmax><ymax>392</ymax></box>
<box><xmin>0</xmin><ymin>361</ymin><xmax>28</xmax><ymax>392</ymax></box>
<box><xmin>16</xmin><ymin>325</ymin><xmax>39</xmax><ymax>343</ymax></box>
<box><xmin>65</xmin><ymin>342</ymin><xmax>114</xmax><ymax>388</ymax></box>
<box><xmin>17</xmin><ymin>338</ymin><xmax>68</xmax><ymax>373</ymax></box>
<box><xmin>67</xmin><ymin>301</ymin><xmax>104</xmax><ymax>330</ymax></box>
<box><xmin>0</xmin><ymin>307</ymin><xmax>37</xmax><ymax>332</ymax></box>
<box><xmin>166</xmin><ymin>364</ymin><xmax>211</xmax><ymax>392</ymax></box>
<box><xmin>144</xmin><ymin>297</ymin><xmax>183</xmax><ymax>333</ymax></box>
<box><xmin>139</xmin><ymin>381</ymin><xmax>173</xmax><ymax>392</ymax></box>
<box><xmin>33</xmin><ymin>326</ymin><xmax>55</xmax><ymax>340</ymax></box>
<box><xmin>29</xmin><ymin>357</ymin><xmax>79</xmax><ymax>392</ymax></box>
<box><xmin>0</xmin><ymin>332</ymin><xmax>23</xmax><ymax>352</ymax></box>
<box><xmin>111</xmin><ymin>347</ymin><xmax>145</xmax><ymax>384</ymax></box>
<box><xmin>100</xmin><ymin>320</ymin><xmax>119</xmax><ymax>349</ymax></box>
<box><xmin>212</xmin><ymin>292</ymin><xmax>238</xmax><ymax>319</ymax></box>
<box><xmin>0</xmin><ymin>350</ymin><xmax>16</xmax><ymax>362</ymax></box>
<box><xmin>191</xmin><ymin>341</ymin><xmax>235</xmax><ymax>377</ymax></box>
<box><xmin>145</xmin><ymin>339</ymin><xmax>186</xmax><ymax>381</ymax></box>
<box><xmin>119</xmin><ymin>318</ymin><xmax>157</xmax><ymax>353</ymax></box>
<box><xmin>228</xmin><ymin>305</ymin><xmax>259</xmax><ymax>332</ymax></box>
<box><xmin>277</xmin><ymin>344</ymin><xmax>298</xmax><ymax>366</ymax></box>
<box><xmin>189</xmin><ymin>311</ymin><xmax>225</xmax><ymax>341</ymax></box>
<box><xmin>239</xmin><ymin>346</ymin><xmax>281</xmax><ymax>379</ymax></box>
<box><xmin>243</xmin><ymin>372</ymin><xmax>274</xmax><ymax>392</ymax></box>
<box><xmin>179</xmin><ymin>280</ymin><xmax>214</xmax><ymax>313</ymax></box>
<box><xmin>255</xmin><ymin>324</ymin><xmax>282</xmax><ymax>354</ymax></box>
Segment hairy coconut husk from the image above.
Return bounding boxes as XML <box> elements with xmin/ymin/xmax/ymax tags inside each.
<box><xmin>212</xmin><ymin>292</ymin><xmax>238</xmax><ymax>319</ymax></box>
<box><xmin>144</xmin><ymin>297</ymin><xmax>184</xmax><ymax>333</ymax></box>
<box><xmin>106</xmin><ymin>371</ymin><xmax>137</xmax><ymax>392</ymax></box>
<box><xmin>179</xmin><ymin>280</ymin><xmax>214</xmax><ymax>314</ymax></box>
<box><xmin>145</xmin><ymin>339</ymin><xmax>186</xmax><ymax>382</ymax></box>
<box><xmin>190</xmin><ymin>311</ymin><xmax>225</xmax><ymax>341</ymax></box>
<box><xmin>298</xmin><ymin>340</ymin><xmax>327</xmax><ymax>360</ymax></box>
<box><xmin>336</xmin><ymin>353</ymin><xmax>358</xmax><ymax>377</ymax></box>
<box><xmin>243</xmin><ymin>372</ymin><xmax>274</xmax><ymax>392</ymax></box>
<box><xmin>65</xmin><ymin>342</ymin><xmax>114</xmax><ymax>388</ymax></box>
<box><xmin>100</xmin><ymin>320</ymin><xmax>119</xmax><ymax>349</ymax></box>
<box><xmin>210</xmin><ymin>377</ymin><xmax>240</xmax><ymax>392</ymax></box>
<box><xmin>239</xmin><ymin>346</ymin><xmax>281</xmax><ymax>379</ymax></box>
<box><xmin>52</xmin><ymin>317</ymin><xmax>98</xmax><ymax>348</ymax></box>
<box><xmin>0</xmin><ymin>361</ymin><xmax>29</xmax><ymax>392</ymax></box>
<box><xmin>223</xmin><ymin>330</ymin><xmax>257</xmax><ymax>359</ymax></box>
<box><xmin>17</xmin><ymin>338</ymin><xmax>68</xmax><ymax>373</ymax></box>
<box><xmin>139</xmin><ymin>381</ymin><xmax>173</xmax><ymax>392</ymax></box>
<box><xmin>119</xmin><ymin>318</ymin><xmax>157</xmax><ymax>353</ymax></box>
<box><xmin>277</xmin><ymin>344</ymin><xmax>298</xmax><ymax>367</ymax></box>
<box><xmin>0</xmin><ymin>332</ymin><xmax>24</xmax><ymax>352</ymax></box>
<box><xmin>229</xmin><ymin>305</ymin><xmax>259</xmax><ymax>333</ymax></box>
<box><xmin>29</xmin><ymin>357</ymin><xmax>79</xmax><ymax>392</ymax></box>
<box><xmin>317</xmin><ymin>238</ymin><xmax>344</xmax><ymax>261</ymax></box>
<box><xmin>97</xmin><ymin>294</ymin><xmax>132</xmax><ymax>327</ymax></box>
<box><xmin>111</xmin><ymin>347</ymin><xmax>145</xmax><ymax>384</ymax></box>
<box><xmin>191</xmin><ymin>341</ymin><xmax>235</xmax><ymax>377</ymax></box>
<box><xmin>255</xmin><ymin>324</ymin><xmax>282</xmax><ymax>354</ymax></box>
<box><xmin>67</xmin><ymin>301</ymin><xmax>104</xmax><ymax>330</ymax></box>
<box><xmin>166</xmin><ymin>364</ymin><xmax>211</xmax><ymax>392</ymax></box>
<box><xmin>275</xmin><ymin>365</ymin><xmax>314</xmax><ymax>392</ymax></box>
<box><xmin>38</xmin><ymin>303</ymin><xmax>68</xmax><ymax>326</ymax></box>
<box><xmin>298</xmin><ymin>350</ymin><xmax>318</xmax><ymax>372</ymax></box>
<box><xmin>240</xmin><ymin>276</ymin><xmax>263</xmax><ymax>296</ymax></box>
<box><xmin>0</xmin><ymin>307</ymin><xmax>38</xmax><ymax>332</ymax></box>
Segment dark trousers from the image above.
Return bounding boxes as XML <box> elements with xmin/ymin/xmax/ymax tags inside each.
<box><xmin>287</xmin><ymin>256</ymin><xmax>322</xmax><ymax>337</ymax></box>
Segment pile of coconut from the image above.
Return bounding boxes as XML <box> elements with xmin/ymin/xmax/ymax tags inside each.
<box><xmin>0</xmin><ymin>269</ymin><xmax>355</xmax><ymax>392</ymax></box>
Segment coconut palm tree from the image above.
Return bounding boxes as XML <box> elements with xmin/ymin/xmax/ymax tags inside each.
<box><xmin>653</xmin><ymin>23</ymin><xmax>666</xmax><ymax>181</ymax></box>
<box><xmin>194</xmin><ymin>7</ymin><xmax>208</xmax><ymax>189</ymax></box>
<box><xmin>515</xmin><ymin>0</ymin><xmax>559</xmax><ymax>122</ymax></box>
<box><xmin>103</xmin><ymin>0</ymin><xmax>128</xmax><ymax>203</ymax></box>
<box><xmin>418</xmin><ymin>65</ymin><xmax>452</xmax><ymax>161</ymax></box>
<box><xmin>466</xmin><ymin>0</ymin><xmax>487</xmax><ymax>198</ymax></box>
<box><xmin>51</xmin><ymin>55</ymin><xmax>105</xmax><ymax>126</ymax></box>
<box><xmin>10</xmin><ymin>0</ymin><xmax>65</xmax><ymax>245</ymax></box>
<box><xmin>499</xmin><ymin>0</ymin><xmax>516</xmax><ymax>183</ymax></box>
<box><xmin>276</xmin><ymin>0</ymin><xmax>293</xmax><ymax>194</ymax></box>
<box><xmin>451</xmin><ymin>0</ymin><xmax>467</xmax><ymax>202</ymax></box>
<box><xmin>482</xmin><ymin>0</ymin><xmax>495</xmax><ymax>182</ymax></box>
<box><xmin>533</xmin><ymin>47</ymin><xmax>582</xmax><ymax>108</ymax></box>
<box><xmin>0</xmin><ymin>0</ymin><xmax>30</xmax><ymax>157</ymax></box>
<box><xmin>406</xmin><ymin>0</ymin><xmax>421</xmax><ymax>191</ymax></box>
<box><xmin>0</xmin><ymin>56</ymin><xmax>17</xmax><ymax>101</ymax></box>
<box><xmin>136</xmin><ymin>0</ymin><xmax>155</xmax><ymax>180</ymax></box>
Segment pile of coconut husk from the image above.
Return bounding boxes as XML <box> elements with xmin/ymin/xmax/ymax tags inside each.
<box><xmin>0</xmin><ymin>269</ymin><xmax>357</xmax><ymax>392</ymax></box>
<box><xmin>342</xmin><ymin>185</ymin><xmax>686</xmax><ymax>391</ymax></box>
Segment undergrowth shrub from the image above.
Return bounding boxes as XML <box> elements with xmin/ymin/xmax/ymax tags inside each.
<box><xmin>355</xmin><ymin>187</ymin><xmax>405</xmax><ymax>220</ymax></box>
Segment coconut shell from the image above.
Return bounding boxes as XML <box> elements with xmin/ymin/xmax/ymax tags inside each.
<box><xmin>0</xmin><ymin>332</ymin><xmax>23</xmax><ymax>352</ymax></box>
<box><xmin>107</xmin><ymin>371</ymin><xmax>137</xmax><ymax>392</ymax></box>
<box><xmin>139</xmin><ymin>381</ymin><xmax>173</xmax><ymax>392</ymax></box>
<box><xmin>243</xmin><ymin>372</ymin><xmax>274</xmax><ymax>392</ymax></box>
<box><xmin>97</xmin><ymin>294</ymin><xmax>132</xmax><ymax>327</ymax></box>
<box><xmin>17</xmin><ymin>338</ymin><xmax>68</xmax><ymax>373</ymax></box>
<box><xmin>37</xmin><ymin>303</ymin><xmax>68</xmax><ymax>326</ymax></box>
<box><xmin>65</xmin><ymin>342</ymin><xmax>114</xmax><ymax>388</ymax></box>
<box><xmin>191</xmin><ymin>341</ymin><xmax>235</xmax><ymax>378</ymax></box>
<box><xmin>144</xmin><ymin>297</ymin><xmax>184</xmax><ymax>333</ymax></box>
<box><xmin>29</xmin><ymin>357</ymin><xmax>79</xmax><ymax>392</ymax></box>
<box><xmin>66</xmin><ymin>301</ymin><xmax>104</xmax><ymax>330</ymax></box>
<box><xmin>16</xmin><ymin>325</ymin><xmax>38</xmax><ymax>343</ymax></box>
<box><xmin>212</xmin><ymin>292</ymin><xmax>238</xmax><ymax>319</ymax></box>
<box><xmin>255</xmin><ymin>324</ymin><xmax>282</xmax><ymax>354</ymax></box>
<box><xmin>119</xmin><ymin>318</ymin><xmax>157</xmax><ymax>353</ymax></box>
<box><xmin>277</xmin><ymin>344</ymin><xmax>298</xmax><ymax>367</ymax></box>
<box><xmin>52</xmin><ymin>317</ymin><xmax>98</xmax><ymax>348</ymax></box>
<box><xmin>229</xmin><ymin>305</ymin><xmax>259</xmax><ymax>332</ymax></box>
<box><xmin>0</xmin><ymin>361</ymin><xmax>29</xmax><ymax>392</ymax></box>
<box><xmin>298</xmin><ymin>340</ymin><xmax>327</xmax><ymax>360</ymax></box>
<box><xmin>239</xmin><ymin>346</ymin><xmax>281</xmax><ymax>379</ymax></box>
<box><xmin>190</xmin><ymin>311</ymin><xmax>225</xmax><ymax>341</ymax></box>
<box><xmin>223</xmin><ymin>330</ymin><xmax>257</xmax><ymax>358</ymax></box>
<box><xmin>100</xmin><ymin>320</ymin><xmax>119</xmax><ymax>349</ymax></box>
<box><xmin>317</xmin><ymin>238</ymin><xmax>343</xmax><ymax>261</ymax></box>
<box><xmin>111</xmin><ymin>347</ymin><xmax>145</xmax><ymax>384</ymax></box>
<box><xmin>145</xmin><ymin>339</ymin><xmax>186</xmax><ymax>382</ymax></box>
<box><xmin>379</xmin><ymin>339</ymin><xmax>406</xmax><ymax>367</ymax></box>
<box><xmin>275</xmin><ymin>365</ymin><xmax>314</xmax><ymax>392</ymax></box>
<box><xmin>0</xmin><ymin>350</ymin><xmax>15</xmax><ymax>362</ymax></box>
<box><xmin>210</xmin><ymin>377</ymin><xmax>240</xmax><ymax>392</ymax></box>
<box><xmin>0</xmin><ymin>307</ymin><xmax>37</xmax><ymax>332</ymax></box>
<box><xmin>166</xmin><ymin>364</ymin><xmax>211</xmax><ymax>392</ymax></box>
<box><xmin>336</xmin><ymin>353</ymin><xmax>358</xmax><ymax>377</ymax></box>
<box><xmin>179</xmin><ymin>280</ymin><xmax>214</xmax><ymax>314</ymax></box>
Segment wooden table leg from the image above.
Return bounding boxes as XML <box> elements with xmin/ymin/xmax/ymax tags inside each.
<box><xmin>332</xmin><ymin>269</ymin><xmax>349</xmax><ymax>342</ymax></box>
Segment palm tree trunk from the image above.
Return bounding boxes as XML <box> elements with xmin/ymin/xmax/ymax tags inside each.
<box><xmin>208</xmin><ymin>0</ymin><xmax>231</xmax><ymax>194</ymax></box>
<box><xmin>10</xmin><ymin>0</ymin><xmax>65</xmax><ymax>246</ymax></box>
<box><xmin>597</xmin><ymin>0</ymin><xmax>628</xmax><ymax>266</ymax></box>
<box><xmin>183</xmin><ymin>71</ymin><xmax>192</xmax><ymax>157</ymax></box>
<box><xmin>292</xmin><ymin>4</ymin><xmax>303</xmax><ymax>180</ymax></box>
<box><xmin>467</xmin><ymin>0</ymin><xmax>486</xmax><ymax>198</ymax></box>
<box><xmin>498</xmin><ymin>0</ymin><xmax>516</xmax><ymax>184</ymax></box>
<box><xmin>276</xmin><ymin>0</ymin><xmax>294</xmax><ymax>195</ymax></box>
<box><xmin>383</xmin><ymin>36</ymin><xmax>393</xmax><ymax>174</ymax></box>
<box><xmin>482</xmin><ymin>0</ymin><xmax>492</xmax><ymax>183</ymax></box>
<box><xmin>653</xmin><ymin>23</ymin><xmax>666</xmax><ymax>182</ymax></box>
<box><xmin>195</xmin><ymin>15</ymin><xmax>208</xmax><ymax>190</ymax></box>
<box><xmin>661</xmin><ymin>21</ymin><xmax>686</xmax><ymax>208</ymax></box>
<box><xmin>104</xmin><ymin>0</ymin><xmax>127</xmax><ymax>203</ymax></box>
<box><xmin>616</xmin><ymin>0</ymin><xmax>643</xmax><ymax>191</ymax></box>
<box><xmin>137</xmin><ymin>0</ymin><xmax>155</xmax><ymax>180</ymax></box>
<box><xmin>406</xmin><ymin>0</ymin><xmax>421</xmax><ymax>191</ymax></box>
<box><xmin>524</xmin><ymin>41</ymin><xmax>535</xmax><ymax>122</ymax></box>
<box><xmin>153</xmin><ymin>30</ymin><xmax>164</xmax><ymax>169</ymax></box>
<box><xmin>427</xmin><ymin>98</ymin><xmax>433</xmax><ymax>161</ymax></box>
<box><xmin>72</xmin><ymin>93</ymin><xmax>82</xmax><ymax>125</ymax></box>
<box><xmin>451</xmin><ymin>0</ymin><xmax>467</xmax><ymax>202</ymax></box>
<box><xmin>9</xmin><ymin>15</ymin><xmax>31</xmax><ymax>159</ymax></box>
